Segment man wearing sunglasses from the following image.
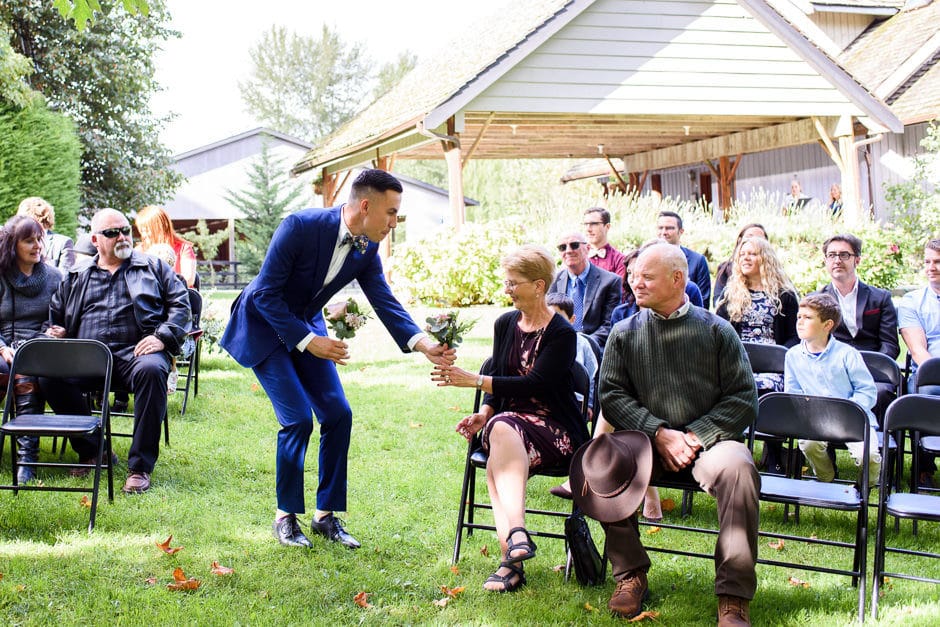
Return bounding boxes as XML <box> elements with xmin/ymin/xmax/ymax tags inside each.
<box><xmin>548</xmin><ymin>232</ymin><xmax>622</xmax><ymax>349</ymax></box>
<box><xmin>44</xmin><ymin>208</ymin><xmax>192</xmax><ymax>495</ymax></box>
<box><xmin>812</xmin><ymin>234</ymin><xmax>898</xmax><ymax>427</ymax></box>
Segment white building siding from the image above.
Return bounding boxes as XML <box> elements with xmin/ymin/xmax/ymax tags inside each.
<box><xmin>467</xmin><ymin>0</ymin><xmax>863</xmax><ymax>116</ymax></box>
<box><xmin>809</xmin><ymin>12</ymin><xmax>876</xmax><ymax>52</ymax></box>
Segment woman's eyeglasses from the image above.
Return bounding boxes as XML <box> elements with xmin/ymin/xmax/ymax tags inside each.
<box><xmin>96</xmin><ymin>226</ymin><xmax>131</xmax><ymax>238</ymax></box>
<box><xmin>557</xmin><ymin>241</ymin><xmax>584</xmax><ymax>252</ymax></box>
<box><xmin>504</xmin><ymin>280</ymin><xmax>533</xmax><ymax>290</ymax></box>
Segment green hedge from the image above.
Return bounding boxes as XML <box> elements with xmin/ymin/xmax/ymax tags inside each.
<box><xmin>0</xmin><ymin>103</ymin><xmax>81</xmax><ymax>237</ymax></box>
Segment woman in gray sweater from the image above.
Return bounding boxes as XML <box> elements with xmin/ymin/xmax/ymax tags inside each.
<box><xmin>0</xmin><ymin>215</ymin><xmax>62</xmax><ymax>483</ymax></box>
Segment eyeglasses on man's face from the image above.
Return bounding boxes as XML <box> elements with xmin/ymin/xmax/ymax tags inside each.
<box><xmin>824</xmin><ymin>251</ymin><xmax>856</xmax><ymax>261</ymax></box>
<box><xmin>96</xmin><ymin>226</ymin><xmax>132</xmax><ymax>239</ymax></box>
<box><xmin>557</xmin><ymin>241</ymin><xmax>585</xmax><ymax>252</ymax></box>
<box><xmin>582</xmin><ymin>221</ymin><xmax>605</xmax><ymax>228</ymax></box>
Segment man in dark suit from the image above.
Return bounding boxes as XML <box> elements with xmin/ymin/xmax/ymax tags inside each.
<box><xmin>548</xmin><ymin>232</ymin><xmax>622</xmax><ymax>348</ymax></box>
<box><xmin>221</xmin><ymin>170</ymin><xmax>454</xmax><ymax>550</ymax></box>
<box><xmin>656</xmin><ymin>211</ymin><xmax>711</xmax><ymax>306</ymax></box>
<box><xmin>813</xmin><ymin>233</ymin><xmax>899</xmax><ymax>424</ymax></box>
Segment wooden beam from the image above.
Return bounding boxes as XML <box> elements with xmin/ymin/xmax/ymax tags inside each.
<box><xmin>444</xmin><ymin>117</ymin><xmax>466</xmax><ymax>229</ymax></box>
<box><xmin>604</xmin><ymin>154</ymin><xmax>627</xmax><ymax>189</ymax></box>
<box><xmin>813</xmin><ymin>116</ymin><xmax>843</xmax><ymax>171</ymax></box>
<box><xmin>462</xmin><ymin>111</ymin><xmax>495</xmax><ymax>168</ymax></box>
<box><xmin>622</xmin><ymin>117</ymin><xmax>839</xmax><ymax>172</ymax></box>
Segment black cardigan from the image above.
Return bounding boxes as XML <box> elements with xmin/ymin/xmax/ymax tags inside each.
<box><xmin>482</xmin><ymin>310</ymin><xmax>590</xmax><ymax>449</ymax></box>
<box><xmin>715</xmin><ymin>289</ymin><xmax>799</xmax><ymax>348</ymax></box>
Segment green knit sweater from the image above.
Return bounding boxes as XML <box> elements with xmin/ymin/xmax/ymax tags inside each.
<box><xmin>599</xmin><ymin>307</ymin><xmax>758</xmax><ymax>449</ymax></box>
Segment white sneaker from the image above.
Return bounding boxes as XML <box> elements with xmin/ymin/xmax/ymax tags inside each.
<box><xmin>167</xmin><ymin>368</ymin><xmax>179</xmax><ymax>394</ymax></box>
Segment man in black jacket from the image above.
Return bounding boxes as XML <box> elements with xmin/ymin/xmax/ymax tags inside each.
<box><xmin>44</xmin><ymin>208</ymin><xmax>191</xmax><ymax>494</ymax></box>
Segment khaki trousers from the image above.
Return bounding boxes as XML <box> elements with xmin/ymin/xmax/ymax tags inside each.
<box><xmin>601</xmin><ymin>439</ymin><xmax>760</xmax><ymax>599</ymax></box>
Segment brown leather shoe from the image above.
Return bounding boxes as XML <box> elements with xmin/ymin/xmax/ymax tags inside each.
<box><xmin>122</xmin><ymin>472</ymin><xmax>151</xmax><ymax>494</ymax></box>
<box><xmin>608</xmin><ymin>570</ymin><xmax>648</xmax><ymax>618</ymax></box>
<box><xmin>718</xmin><ymin>595</ymin><xmax>751</xmax><ymax>626</ymax></box>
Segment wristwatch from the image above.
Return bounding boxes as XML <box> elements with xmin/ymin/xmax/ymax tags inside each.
<box><xmin>476</xmin><ymin>374</ymin><xmax>484</xmax><ymax>390</ymax></box>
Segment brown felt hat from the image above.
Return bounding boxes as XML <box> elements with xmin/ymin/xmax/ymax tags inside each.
<box><xmin>570</xmin><ymin>431</ymin><xmax>653</xmax><ymax>523</ymax></box>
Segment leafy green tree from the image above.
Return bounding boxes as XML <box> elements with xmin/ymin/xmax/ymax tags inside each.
<box><xmin>239</xmin><ymin>26</ymin><xmax>416</xmax><ymax>142</ymax></box>
<box><xmin>181</xmin><ymin>219</ymin><xmax>229</xmax><ymax>283</ymax></box>
<box><xmin>226</xmin><ymin>141</ymin><xmax>307</xmax><ymax>277</ymax></box>
<box><xmin>885</xmin><ymin>121</ymin><xmax>940</xmax><ymax>246</ymax></box>
<box><xmin>0</xmin><ymin>24</ymin><xmax>33</xmax><ymax>108</ymax></box>
<box><xmin>239</xmin><ymin>25</ymin><xmax>372</xmax><ymax>142</ymax></box>
<box><xmin>2</xmin><ymin>0</ymin><xmax>181</xmax><ymax>214</ymax></box>
<box><xmin>0</xmin><ymin>103</ymin><xmax>82</xmax><ymax>235</ymax></box>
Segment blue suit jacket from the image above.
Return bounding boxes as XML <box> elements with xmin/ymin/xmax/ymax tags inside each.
<box><xmin>220</xmin><ymin>206</ymin><xmax>421</xmax><ymax>368</ymax></box>
<box><xmin>548</xmin><ymin>263</ymin><xmax>622</xmax><ymax>348</ymax></box>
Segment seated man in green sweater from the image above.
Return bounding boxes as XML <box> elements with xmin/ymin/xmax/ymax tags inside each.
<box><xmin>585</xmin><ymin>243</ymin><xmax>759</xmax><ymax>626</ymax></box>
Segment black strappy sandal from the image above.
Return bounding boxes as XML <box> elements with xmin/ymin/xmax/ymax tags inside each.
<box><xmin>504</xmin><ymin>526</ymin><xmax>537</xmax><ymax>564</ymax></box>
<box><xmin>483</xmin><ymin>561</ymin><xmax>526</xmax><ymax>593</ymax></box>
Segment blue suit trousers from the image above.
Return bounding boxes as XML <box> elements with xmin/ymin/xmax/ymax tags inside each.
<box><xmin>253</xmin><ymin>345</ymin><xmax>352</xmax><ymax>514</ymax></box>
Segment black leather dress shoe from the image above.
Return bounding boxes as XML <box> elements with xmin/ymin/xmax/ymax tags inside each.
<box><xmin>273</xmin><ymin>514</ymin><xmax>312</xmax><ymax>548</ymax></box>
<box><xmin>310</xmin><ymin>513</ymin><xmax>361</xmax><ymax>549</ymax></box>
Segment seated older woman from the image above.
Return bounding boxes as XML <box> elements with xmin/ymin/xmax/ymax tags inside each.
<box><xmin>433</xmin><ymin>244</ymin><xmax>590</xmax><ymax>592</ymax></box>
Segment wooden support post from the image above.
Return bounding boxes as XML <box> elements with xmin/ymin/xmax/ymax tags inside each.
<box><xmin>443</xmin><ymin>117</ymin><xmax>465</xmax><ymax>229</ymax></box>
<box><xmin>374</xmin><ymin>157</ymin><xmax>394</xmax><ymax>263</ymax></box>
<box><xmin>322</xmin><ymin>171</ymin><xmax>338</xmax><ymax>207</ymax></box>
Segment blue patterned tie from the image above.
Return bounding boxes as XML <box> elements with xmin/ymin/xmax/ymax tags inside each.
<box><xmin>572</xmin><ymin>277</ymin><xmax>585</xmax><ymax>331</ymax></box>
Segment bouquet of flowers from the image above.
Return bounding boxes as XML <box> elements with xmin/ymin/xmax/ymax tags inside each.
<box><xmin>323</xmin><ymin>298</ymin><xmax>371</xmax><ymax>340</ymax></box>
<box><xmin>425</xmin><ymin>311</ymin><xmax>477</xmax><ymax>348</ymax></box>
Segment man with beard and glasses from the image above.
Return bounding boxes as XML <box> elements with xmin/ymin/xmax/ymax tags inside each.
<box><xmin>42</xmin><ymin>208</ymin><xmax>191</xmax><ymax>494</ymax></box>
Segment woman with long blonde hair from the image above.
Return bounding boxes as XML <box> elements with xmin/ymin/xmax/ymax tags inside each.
<box><xmin>716</xmin><ymin>236</ymin><xmax>799</xmax><ymax>473</ymax></box>
<box><xmin>135</xmin><ymin>205</ymin><xmax>197</xmax><ymax>287</ymax></box>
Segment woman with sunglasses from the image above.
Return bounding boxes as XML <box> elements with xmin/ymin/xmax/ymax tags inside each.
<box><xmin>0</xmin><ymin>215</ymin><xmax>63</xmax><ymax>483</ymax></box>
<box><xmin>135</xmin><ymin>205</ymin><xmax>197</xmax><ymax>288</ymax></box>
<box><xmin>432</xmin><ymin>245</ymin><xmax>590</xmax><ymax>593</ymax></box>
<box><xmin>715</xmin><ymin>236</ymin><xmax>799</xmax><ymax>473</ymax></box>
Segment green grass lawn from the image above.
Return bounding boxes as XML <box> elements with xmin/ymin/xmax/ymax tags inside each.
<box><xmin>0</xmin><ymin>298</ymin><xmax>938</xmax><ymax>625</ymax></box>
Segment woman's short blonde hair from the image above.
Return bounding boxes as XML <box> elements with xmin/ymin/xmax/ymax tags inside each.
<box><xmin>17</xmin><ymin>197</ymin><xmax>55</xmax><ymax>229</ymax></box>
<box><xmin>501</xmin><ymin>244</ymin><xmax>555</xmax><ymax>287</ymax></box>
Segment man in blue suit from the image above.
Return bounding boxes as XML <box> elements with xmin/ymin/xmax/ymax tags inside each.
<box><xmin>221</xmin><ymin>170</ymin><xmax>454</xmax><ymax>549</ymax></box>
<box><xmin>656</xmin><ymin>211</ymin><xmax>712</xmax><ymax>307</ymax></box>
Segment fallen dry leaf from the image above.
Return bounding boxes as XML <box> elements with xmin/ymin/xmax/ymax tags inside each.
<box><xmin>449</xmin><ymin>565</ymin><xmax>459</xmax><ymax>575</ymax></box>
<box><xmin>645</xmin><ymin>526</ymin><xmax>662</xmax><ymax>535</ymax></box>
<box><xmin>552</xmin><ymin>564</ymin><xmax>566</xmax><ymax>572</ymax></box>
<box><xmin>0</xmin><ymin>573</ymin><xmax>3</xmax><ymax>581</ymax></box>
<box><xmin>14</xmin><ymin>584</ymin><xmax>25</xmax><ymax>592</ymax></box>
<box><xmin>448</xmin><ymin>405</ymin><xmax>461</xmax><ymax>412</ymax></box>
<box><xmin>409</xmin><ymin>422</ymin><xmax>423</xmax><ymax>428</ymax></box>
<box><xmin>145</xmin><ymin>576</ymin><xmax>157</xmax><ymax>585</ymax></box>
<box><xmin>788</xmin><ymin>576</ymin><xmax>810</xmax><ymax>588</ymax></box>
<box><xmin>767</xmin><ymin>505</ymin><xmax>778</xmax><ymax>511</ymax></box>
<box><xmin>353</xmin><ymin>591</ymin><xmax>372</xmax><ymax>608</ymax></box>
<box><xmin>768</xmin><ymin>539</ymin><xmax>785</xmax><ymax>551</ymax></box>
<box><xmin>79</xmin><ymin>495</ymin><xmax>91</xmax><ymax>509</ymax></box>
<box><xmin>156</xmin><ymin>535</ymin><xmax>183</xmax><ymax>555</ymax></box>
<box><xmin>433</xmin><ymin>598</ymin><xmax>449</xmax><ymax>608</ymax></box>
<box><xmin>628</xmin><ymin>610</ymin><xmax>661</xmax><ymax>622</ymax></box>
<box><xmin>167</xmin><ymin>568</ymin><xmax>201</xmax><ymax>591</ymax></box>
<box><xmin>210</xmin><ymin>561</ymin><xmax>234</xmax><ymax>576</ymax></box>
<box><xmin>480</xmin><ymin>545</ymin><xmax>489</xmax><ymax>557</ymax></box>
<box><xmin>583</xmin><ymin>602</ymin><xmax>598</xmax><ymax>612</ymax></box>
<box><xmin>250</xmin><ymin>383</ymin><xmax>260</xmax><ymax>392</ymax></box>
<box><xmin>660</xmin><ymin>498</ymin><xmax>676</xmax><ymax>512</ymax></box>
<box><xmin>440</xmin><ymin>585</ymin><xmax>465</xmax><ymax>598</ymax></box>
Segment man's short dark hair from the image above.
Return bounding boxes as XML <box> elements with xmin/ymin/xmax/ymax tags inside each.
<box><xmin>584</xmin><ymin>207</ymin><xmax>611</xmax><ymax>225</ymax></box>
<box><xmin>823</xmin><ymin>234</ymin><xmax>862</xmax><ymax>256</ymax></box>
<box><xmin>926</xmin><ymin>238</ymin><xmax>940</xmax><ymax>254</ymax></box>
<box><xmin>658</xmin><ymin>210</ymin><xmax>683</xmax><ymax>230</ymax></box>
<box><xmin>545</xmin><ymin>292</ymin><xmax>575</xmax><ymax>318</ymax></box>
<box><xmin>351</xmin><ymin>169</ymin><xmax>403</xmax><ymax>197</ymax></box>
<box><xmin>800</xmin><ymin>293</ymin><xmax>842</xmax><ymax>329</ymax></box>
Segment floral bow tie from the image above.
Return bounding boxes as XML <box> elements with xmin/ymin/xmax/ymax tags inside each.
<box><xmin>341</xmin><ymin>233</ymin><xmax>370</xmax><ymax>254</ymax></box>
<box><xmin>588</xmin><ymin>247</ymin><xmax>607</xmax><ymax>259</ymax></box>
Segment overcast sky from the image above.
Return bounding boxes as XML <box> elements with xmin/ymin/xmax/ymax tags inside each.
<box><xmin>152</xmin><ymin>0</ymin><xmax>507</xmax><ymax>154</ymax></box>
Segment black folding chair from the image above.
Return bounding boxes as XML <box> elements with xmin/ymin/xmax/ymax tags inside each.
<box><xmin>452</xmin><ymin>358</ymin><xmax>591</xmax><ymax>567</ymax></box>
<box><xmin>0</xmin><ymin>339</ymin><xmax>114</xmax><ymax>531</ymax></box>
<box><xmin>742</xmin><ymin>342</ymin><xmax>790</xmax><ymax>476</ymax></box>
<box><xmin>858</xmin><ymin>351</ymin><xmax>901</xmax><ymax>488</ymax></box>
<box><xmin>175</xmin><ymin>287</ymin><xmax>204</xmax><ymax>416</ymax></box>
<box><xmin>913</xmin><ymin>357</ymin><xmax>940</xmax><ymax>494</ymax></box>
<box><xmin>751</xmin><ymin>392</ymin><xmax>873</xmax><ymax>622</ymax></box>
<box><xmin>871</xmin><ymin>394</ymin><xmax>940</xmax><ymax>619</ymax></box>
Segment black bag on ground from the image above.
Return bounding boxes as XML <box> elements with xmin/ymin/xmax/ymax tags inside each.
<box><xmin>565</xmin><ymin>512</ymin><xmax>604</xmax><ymax>586</ymax></box>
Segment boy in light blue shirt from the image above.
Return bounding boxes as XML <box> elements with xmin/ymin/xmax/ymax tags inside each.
<box><xmin>546</xmin><ymin>293</ymin><xmax>597</xmax><ymax>413</ymax></box>
<box><xmin>785</xmin><ymin>293</ymin><xmax>881</xmax><ymax>485</ymax></box>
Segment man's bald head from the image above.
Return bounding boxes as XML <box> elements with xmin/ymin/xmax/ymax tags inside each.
<box><xmin>630</xmin><ymin>243</ymin><xmax>688</xmax><ymax>316</ymax></box>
